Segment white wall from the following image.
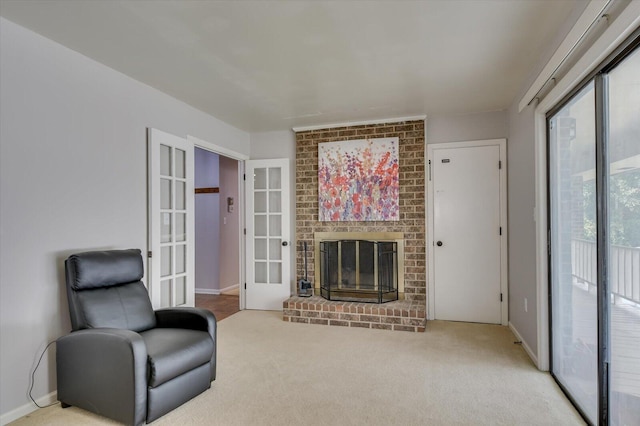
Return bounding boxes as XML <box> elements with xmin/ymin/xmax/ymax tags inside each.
<box><xmin>427</xmin><ymin>108</ymin><xmax>539</xmax><ymax>357</ymax></box>
<box><xmin>219</xmin><ymin>156</ymin><xmax>240</xmax><ymax>291</ymax></box>
<box><xmin>195</xmin><ymin>148</ymin><xmax>221</xmax><ymax>293</ymax></box>
<box><xmin>426</xmin><ymin>110</ymin><xmax>508</xmax><ymax>144</ymax></box>
<box><xmin>507</xmin><ymin>102</ymin><xmax>539</xmax><ymax>355</ymax></box>
<box><xmin>249</xmin><ymin>130</ymin><xmax>297</xmax><ymax>293</ymax></box>
<box><xmin>0</xmin><ymin>18</ymin><xmax>249</xmax><ymax>421</ymax></box>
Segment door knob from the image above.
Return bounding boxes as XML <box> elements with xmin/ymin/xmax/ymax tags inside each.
<box><xmin>436</xmin><ymin>241</ymin><xmax>443</xmax><ymax>247</ymax></box>
<box><xmin>282</xmin><ymin>241</ymin><xmax>288</xmax><ymax>246</ymax></box>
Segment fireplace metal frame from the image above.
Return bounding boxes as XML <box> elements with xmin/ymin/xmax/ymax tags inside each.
<box><xmin>319</xmin><ymin>239</ymin><xmax>399</xmax><ymax>303</ymax></box>
<box><xmin>314</xmin><ymin>232</ymin><xmax>405</xmax><ymax>296</ymax></box>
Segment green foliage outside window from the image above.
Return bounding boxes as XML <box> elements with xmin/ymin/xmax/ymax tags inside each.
<box><xmin>582</xmin><ymin>169</ymin><xmax>640</xmax><ymax>247</ymax></box>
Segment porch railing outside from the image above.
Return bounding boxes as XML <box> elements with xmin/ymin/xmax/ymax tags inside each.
<box><xmin>572</xmin><ymin>238</ymin><xmax>640</xmax><ymax>304</ymax></box>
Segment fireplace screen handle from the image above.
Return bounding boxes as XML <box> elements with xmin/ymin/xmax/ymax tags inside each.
<box><xmin>436</xmin><ymin>241</ymin><xmax>443</xmax><ymax>247</ymax></box>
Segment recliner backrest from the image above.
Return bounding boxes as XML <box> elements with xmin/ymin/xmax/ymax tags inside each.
<box><xmin>65</xmin><ymin>249</ymin><xmax>156</xmax><ymax>332</ymax></box>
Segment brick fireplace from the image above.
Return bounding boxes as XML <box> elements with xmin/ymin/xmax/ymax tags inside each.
<box><xmin>284</xmin><ymin>119</ymin><xmax>426</xmax><ymax>332</ymax></box>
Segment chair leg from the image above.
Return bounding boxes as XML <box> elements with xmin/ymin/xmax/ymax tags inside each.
<box><xmin>60</xmin><ymin>402</ymin><xmax>71</xmax><ymax>408</ymax></box>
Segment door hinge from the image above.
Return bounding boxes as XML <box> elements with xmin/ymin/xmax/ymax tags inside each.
<box><xmin>499</xmin><ymin>227</ymin><xmax>502</xmax><ymax>235</ymax></box>
<box><xmin>147</xmin><ymin>251</ymin><xmax>152</xmax><ymax>258</ymax></box>
<box><xmin>500</xmin><ymin>293</ymin><xmax>503</xmax><ymax>302</ymax></box>
<box><xmin>244</xmin><ymin>228</ymin><xmax>247</xmax><ymax>235</ymax></box>
<box><xmin>547</xmin><ymin>229</ymin><xmax>551</xmax><ymax>256</ymax></box>
<box><xmin>243</xmin><ymin>173</ymin><xmax>246</xmax><ymax>181</ymax></box>
<box><xmin>428</xmin><ymin>159</ymin><xmax>432</xmax><ymax>181</ymax></box>
<box><xmin>244</xmin><ymin>283</ymin><xmax>247</xmax><ymax>289</ymax></box>
<box><xmin>499</xmin><ymin>160</ymin><xmax>502</xmax><ymax>169</ymax></box>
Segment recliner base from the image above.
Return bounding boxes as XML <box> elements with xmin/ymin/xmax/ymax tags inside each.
<box><xmin>147</xmin><ymin>363</ymin><xmax>212</xmax><ymax>423</ymax></box>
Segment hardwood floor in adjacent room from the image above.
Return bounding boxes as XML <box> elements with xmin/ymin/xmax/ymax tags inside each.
<box><xmin>196</xmin><ymin>293</ymin><xmax>240</xmax><ymax>321</ymax></box>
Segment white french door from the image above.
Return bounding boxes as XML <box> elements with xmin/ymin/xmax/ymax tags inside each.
<box><xmin>245</xmin><ymin>159</ymin><xmax>291</xmax><ymax>310</ymax></box>
<box><xmin>428</xmin><ymin>139</ymin><xmax>507</xmax><ymax>324</ymax></box>
<box><xmin>148</xmin><ymin>128</ymin><xmax>195</xmax><ymax>308</ymax></box>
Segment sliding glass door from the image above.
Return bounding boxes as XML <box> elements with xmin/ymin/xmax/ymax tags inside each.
<box><xmin>549</xmin><ymin>82</ymin><xmax>598</xmax><ymax>422</ymax></box>
<box><xmin>548</xmin><ymin>39</ymin><xmax>639</xmax><ymax>425</ymax></box>
<box><xmin>607</xmin><ymin>47</ymin><xmax>640</xmax><ymax>426</ymax></box>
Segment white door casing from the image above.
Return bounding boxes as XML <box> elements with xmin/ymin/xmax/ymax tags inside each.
<box><xmin>427</xmin><ymin>139</ymin><xmax>508</xmax><ymax>324</ymax></box>
<box><xmin>245</xmin><ymin>158</ymin><xmax>291</xmax><ymax>310</ymax></box>
<box><xmin>148</xmin><ymin>128</ymin><xmax>195</xmax><ymax>308</ymax></box>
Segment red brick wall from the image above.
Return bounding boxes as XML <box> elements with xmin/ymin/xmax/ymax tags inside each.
<box><xmin>295</xmin><ymin>120</ymin><xmax>426</xmax><ymax>302</ymax></box>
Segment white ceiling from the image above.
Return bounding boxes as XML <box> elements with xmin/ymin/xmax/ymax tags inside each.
<box><xmin>0</xmin><ymin>0</ymin><xmax>579</xmax><ymax>132</ymax></box>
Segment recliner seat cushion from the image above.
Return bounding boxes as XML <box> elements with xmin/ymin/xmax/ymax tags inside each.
<box><xmin>140</xmin><ymin>328</ymin><xmax>214</xmax><ymax>387</ymax></box>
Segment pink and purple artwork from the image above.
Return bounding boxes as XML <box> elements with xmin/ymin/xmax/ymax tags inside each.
<box><xmin>318</xmin><ymin>137</ymin><xmax>399</xmax><ymax>222</ymax></box>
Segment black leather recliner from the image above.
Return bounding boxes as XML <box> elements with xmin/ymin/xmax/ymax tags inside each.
<box><xmin>56</xmin><ymin>249</ymin><xmax>216</xmax><ymax>425</ymax></box>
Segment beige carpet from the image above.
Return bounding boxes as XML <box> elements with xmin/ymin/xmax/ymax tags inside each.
<box><xmin>12</xmin><ymin>311</ymin><xmax>584</xmax><ymax>425</ymax></box>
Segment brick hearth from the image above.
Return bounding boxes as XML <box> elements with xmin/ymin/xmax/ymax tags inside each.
<box><xmin>283</xmin><ymin>296</ymin><xmax>426</xmax><ymax>332</ymax></box>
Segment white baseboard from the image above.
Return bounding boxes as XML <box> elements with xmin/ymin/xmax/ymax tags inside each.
<box><xmin>509</xmin><ymin>322</ymin><xmax>539</xmax><ymax>368</ymax></box>
<box><xmin>220</xmin><ymin>284</ymin><xmax>239</xmax><ymax>294</ymax></box>
<box><xmin>196</xmin><ymin>283</ymin><xmax>239</xmax><ymax>296</ymax></box>
<box><xmin>195</xmin><ymin>288</ymin><xmax>219</xmax><ymax>295</ymax></box>
<box><xmin>1</xmin><ymin>391</ymin><xmax>57</xmax><ymax>425</ymax></box>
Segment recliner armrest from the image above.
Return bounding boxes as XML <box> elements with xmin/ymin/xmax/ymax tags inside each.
<box><xmin>155</xmin><ymin>308</ymin><xmax>217</xmax><ymax>381</ymax></box>
<box><xmin>155</xmin><ymin>307</ymin><xmax>216</xmax><ymax>334</ymax></box>
<box><xmin>56</xmin><ymin>328</ymin><xmax>148</xmax><ymax>426</ymax></box>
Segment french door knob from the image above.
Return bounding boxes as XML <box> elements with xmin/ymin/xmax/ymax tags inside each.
<box><xmin>436</xmin><ymin>241</ymin><xmax>443</xmax><ymax>247</ymax></box>
<box><xmin>282</xmin><ymin>241</ymin><xmax>288</xmax><ymax>246</ymax></box>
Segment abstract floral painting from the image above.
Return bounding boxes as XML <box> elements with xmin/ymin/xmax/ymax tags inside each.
<box><xmin>318</xmin><ymin>137</ymin><xmax>399</xmax><ymax>221</ymax></box>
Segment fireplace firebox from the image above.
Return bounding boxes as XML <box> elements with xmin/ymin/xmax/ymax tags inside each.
<box><xmin>319</xmin><ymin>239</ymin><xmax>398</xmax><ymax>303</ymax></box>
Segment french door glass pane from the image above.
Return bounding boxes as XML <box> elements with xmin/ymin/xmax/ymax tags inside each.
<box><xmin>161</xmin><ymin>279</ymin><xmax>171</xmax><ymax>306</ymax></box>
<box><xmin>255</xmin><ymin>262</ymin><xmax>267</xmax><ymax>283</ymax></box>
<box><xmin>607</xmin><ymin>47</ymin><xmax>640</xmax><ymax>426</ymax></box>
<box><xmin>268</xmin><ymin>167</ymin><xmax>281</xmax><ymax>189</ymax></box>
<box><xmin>175</xmin><ymin>244</ymin><xmax>186</xmax><ymax>274</ymax></box>
<box><xmin>254</xmin><ymin>192</ymin><xmax>267</xmax><ymax>213</ymax></box>
<box><xmin>269</xmin><ymin>191</ymin><xmax>282</xmax><ymax>213</ymax></box>
<box><xmin>160</xmin><ymin>144</ymin><xmax>172</xmax><ymax>176</ymax></box>
<box><xmin>175</xmin><ymin>149</ymin><xmax>185</xmax><ymax>179</ymax></box>
<box><xmin>255</xmin><ymin>239</ymin><xmax>267</xmax><ymax>260</ymax></box>
<box><xmin>161</xmin><ymin>246</ymin><xmax>172</xmax><ymax>277</ymax></box>
<box><xmin>175</xmin><ymin>277</ymin><xmax>186</xmax><ymax>306</ymax></box>
<box><xmin>269</xmin><ymin>262</ymin><xmax>281</xmax><ymax>284</ymax></box>
<box><xmin>255</xmin><ymin>215</ymin><xmax>267</xmax><ymax>236</ymax></box>
<box><xmin>175</xmin><ymin>213</ymin><xmax>186</xmax><ymax>242</ymax></box>
<box><xmin>161</xmin><ymin>213</ymin><xmax>172</xmax><ymax>243</ymax></box>
<box><xmin>549</xmin><ymin>82</ymin><xmax>598</xmax><ymax>423</ymax></box>
<box><xmin>269</xmin><ymin>239</ymin><xmax>281</xmax><ymax>260</ymax></box>
<box><xmin>269</xmin><ymin>215</ymin><xmax>282</xmax><ymax>236</ymax></box>
<box><xmin>161</xmin><ymin>179</ymin><xmax>172</xmax><ymax>209</ymax></box>
<box><xmin>175</xmin><ymin>181</ymin><xmax>185</xmax><ymax>210</ymax></box>
<box><xmin>254</xmin><ymin>168</ymin><xmax>267</xmax><ymax>189</ymax></box>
